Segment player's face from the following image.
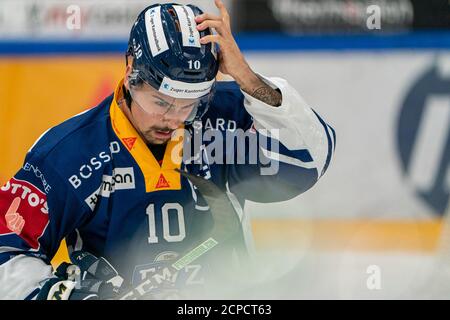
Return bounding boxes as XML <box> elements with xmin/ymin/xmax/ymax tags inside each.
<box><xmin>123</xmin><ymin>81</ymin><xmax>199</xmax><ymax>145</ymax></box>
<box><xmin>122</xmin><ymin>61</ymin><xmax>200</xmax><ymax>145</ymax></box>
<box><xmin>129</xmin><ymin>84</ymin><xmax>198</xmax><ymax>144</ymax></box>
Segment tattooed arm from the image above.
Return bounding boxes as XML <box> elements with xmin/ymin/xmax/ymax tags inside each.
<box><xmin>234</xmin><ymin>70</ymin><xmax>283</xmax><ymax>107</ymax></box>
<box><xmin>196</xmin><ymin>0</ymin><xmax>282</xmax><ymax>107</ymax></box>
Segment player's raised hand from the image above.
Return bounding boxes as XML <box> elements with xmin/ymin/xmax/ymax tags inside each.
<box><xmin>195</xmin><ymin>0</ymin><xmax>254</xmax><ymax>85</ymax></box>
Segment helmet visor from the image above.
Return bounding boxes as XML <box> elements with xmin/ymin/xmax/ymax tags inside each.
<box><xmin>129</xmin><ymin>74</ymin><xmax>213</xmax><ymax>123</ymax></box>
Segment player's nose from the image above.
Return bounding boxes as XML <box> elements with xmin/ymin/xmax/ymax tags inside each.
<box><xmin>162</xmin><ymin>114</ymin><xmax>184</xmax><ymax>130</ymax></box>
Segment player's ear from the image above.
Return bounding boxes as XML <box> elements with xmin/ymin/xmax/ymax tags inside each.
<box><xmin>124</xmin><ymin>66</ymin><xmax>132</xmax><ymax>90</ymax></box>
<box><xmin>124</xmin><ymin>55</ymin><xmax>135</xmax><ymax>89</ymax></box>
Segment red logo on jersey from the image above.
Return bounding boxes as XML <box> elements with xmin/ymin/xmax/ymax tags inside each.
<box><xmin>0</xmin><ymin>178</ymin><xmax>49</xmax><ymax>250</ymax></box>
<box><xmin>122</xmin><ymin>137</ymin><xmax>137</xmax><ymax>151</ymax></box>
<box><xmin>155</xmin><ymin>174</ymin><xmax>170</xmax><ymax>189</ymax></box>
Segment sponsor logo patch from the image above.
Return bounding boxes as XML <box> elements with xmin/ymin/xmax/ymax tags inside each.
<box><xmin>68</xmin><ymin>141</ymin><xmax>121</xmax><ymax>190</ymax></box>
<box><xmin>84</xmin><ymin>168</ymin><xmax>136</xmax><ymax>211</ymax></box>
<box><xmin>23</xmin><ymin>163</ymin><xmax>51</xmax><ymax>194</ymax></box>
<box><xmin>145</xmin><ymin>6</ymin><xmax>169</xmax><ymax>57</ymax></box>
<box><xmin>173</xmin><ymin>5</ymin><xmax>201</xmax><ymax>48</ymax></box>
<box><xmin>155</xmin><ymin>173</ymin><xmax>170</xmax><ymax>189</ymax></box>
<box><xmin>122</xmin><ymin>137</ymin><xmax>137</xmax><ymax>151</ymax></box>
<box><xmin>159</xmin><ymin>77</ymin><xmax>215</xmax><ymax>99</ymax></box>
<box><xmin>0</xmin><ymin>178</ymin><xmax>49</xmax><ymax>250</ymax></box>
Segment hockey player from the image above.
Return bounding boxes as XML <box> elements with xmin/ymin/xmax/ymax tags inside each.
<box><xmin>0</xmin><ymin>0</ymin><xmax>335</xmax><ymax>299</ymax></box>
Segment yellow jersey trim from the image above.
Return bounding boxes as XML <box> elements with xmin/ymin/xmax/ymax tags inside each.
<box><xmin>109</xmin><ymin>79</ymin><xmax>183</xmax><ymax>192</ymax></box>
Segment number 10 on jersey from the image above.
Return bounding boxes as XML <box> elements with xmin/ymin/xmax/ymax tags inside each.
<box><xmin>146</xmin><ymin>203</ymin><xmax>186</xmax><ymax>244</ymax></box>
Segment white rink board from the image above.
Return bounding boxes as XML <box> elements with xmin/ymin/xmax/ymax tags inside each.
<box><xmin>244</xmin><ymin>51</ymin><xmax>450</xmax><ymax>220</ymax></box>
<box><xmin>0</xmin><ymin>0</ymin><xmax>232</xmax><ymax>39</ymax></box>
<box><xmin>220</xmin><ymin>251</ymin><xmax>444</xmax><ymax>299</ymax></box>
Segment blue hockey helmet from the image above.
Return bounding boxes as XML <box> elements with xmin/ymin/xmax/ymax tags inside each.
<box><xmin>126</xmin><ymin>3</ymin><xmax>219</xmax><ymax>124</ymax></box>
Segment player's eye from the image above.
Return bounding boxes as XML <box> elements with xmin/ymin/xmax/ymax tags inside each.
<box><xmin>155</xmin><ymin>101</ymin><xmax>170</xmax><ymax>108</ymax></box>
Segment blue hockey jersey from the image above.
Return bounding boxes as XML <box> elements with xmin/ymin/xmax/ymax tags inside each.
<box><xmin>0</xmin><ymin>75</ymin><xmax>335</xmax><ymax>299</ymax></box>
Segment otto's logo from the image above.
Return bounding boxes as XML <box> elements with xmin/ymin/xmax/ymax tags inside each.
<box><xmin>397</xmin><ymin>60</ymin><xmax>450</xmax><ymax>215</ymax></box>
<box><xmin>0</xmin><ymin>178</ymin><xmax>49</xmax><ymax>249</ymax></box>
<box><xmin>1</xmin><ymin>179</ymin><xmax>48</xmax><ymax>214</ymax></box>
<box><xmin>69</xmin><ymin>141</ymin><xmax>121</xmax><ymax>189</ymax></box>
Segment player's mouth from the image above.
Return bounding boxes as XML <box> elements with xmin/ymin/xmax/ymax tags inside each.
<box><xmin>153</xmin><ymin>129</ymin><xmax>174</xmax><ymax>139</ymax></box>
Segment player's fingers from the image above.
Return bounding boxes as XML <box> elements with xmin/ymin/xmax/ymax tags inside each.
<box><xmin>200</xmin><ymin>34</ymin><xmax>221</xmax><ymax>45</ymax></box>
<box><xmin>6</xmin><ymin>197</ymin><xmax>21</xmax><ymax>217</ymax></box>
<box><xmin>195</xmin><ymin>13</ymin><xmax>221</xmax><ymax>23</ymax></box>
<box><xmin>214</xmin><ymin>0</ymin><xmax>230</xmax><ymax>23</ymax></box>
<box><xmin>197</xmin><ymin>20</ymin><xmax>226</xmax><ymax>33</ymax></box>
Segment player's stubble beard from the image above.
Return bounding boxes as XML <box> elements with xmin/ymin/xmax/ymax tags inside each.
<box><xmin>141</xmin><ymin>127</ymin><xmax>175</xmax><ymax>145</ymax></box>
<box><xmin>119</xmin><ymin>98</ymin><xmax>175</xmax><ymax>146</ymax></box>
<box><xmin>131</xmin><ymin>109</ymin><xmax>175</xmax><ymax>145</ymax></box>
